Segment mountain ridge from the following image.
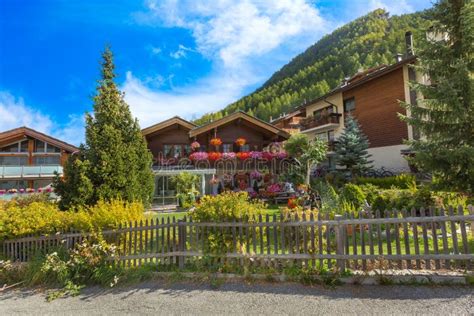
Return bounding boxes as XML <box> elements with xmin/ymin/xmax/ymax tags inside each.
<box><xmin>194</xmin><ymin>8</ymin><xmax>431</xmax><ymax>125</ymax></box>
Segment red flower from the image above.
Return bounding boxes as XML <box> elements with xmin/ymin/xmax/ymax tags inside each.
<box><xmin>208</xmin><ymin>151</ymin><xmax>222</xmax><ymax>161</ymax></box>
<box><xmin>236</xmin><ymin>151</ymin><xmax>250</xmax><ymax>160</ymax></box>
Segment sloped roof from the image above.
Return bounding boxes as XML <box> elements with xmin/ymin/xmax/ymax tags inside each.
<box><xmin>189</xmin><ymin>111</ymin><xmax>290</xmax><ymax>139</ymax></box>
<box><xmin>0</xmin><ymin>126</ymin><xmax>79</xmax><ymax>152</ymax></box>
<box><xmin>141</xmin><ymin>116</ymin><xmax>197</xmax><ymax>136</ymax></box>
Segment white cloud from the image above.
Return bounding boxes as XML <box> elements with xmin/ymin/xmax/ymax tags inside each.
<box><xmin>139</xmin><ymin>0</ymin><xmax>327</xmax><ymax>68</ymax></box>
<box><xmin>123</xmin><ymin>70</ymin><xmax>249</xmax><ymax>127</ymax></box>
<box><xmin>169</xmin><ymin>44</ymin><xmax>196</xmax><ymax>59</ymax></box>
<box><xmin>127</xmin><ymin>0</ymin><xmax>329</xmax><ymax>125</ymax></box>
<box><xmin>150</xmin><ymin>46</ymin><xmax>162</xmax><ymax>55</ymax></box>
<box><xmin>0</xmin><ymin>91</ymin><xmax>85</xmax><ymax>146</ymax></box>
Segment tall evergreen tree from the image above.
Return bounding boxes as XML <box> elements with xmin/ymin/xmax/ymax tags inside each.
<box><xmin>335</xmin><ymin>115</ymin><xmax>372</xmax><ymax>177</ymax></box>
<box><xmin>401</xmin><ymin>0</ymin><xmax>474</xmax><ymax>192</ymax></box>
<box><xmin>54</xmin><ymin>47</ymin><xmax>154</xmax><ymax>209</ymax></box>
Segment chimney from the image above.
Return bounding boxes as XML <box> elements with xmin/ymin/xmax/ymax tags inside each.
<box><xmin>405</xmin><ymin>31</ymin><xmax>414</xmax><ymax>56</ymax></box>
<box><xmin>394</xmin><ymin>53</ymin><xmax>403</xmax><ymax>63</ymax></box>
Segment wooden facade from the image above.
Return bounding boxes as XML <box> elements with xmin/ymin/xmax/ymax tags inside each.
<box><xmin>0</xmin><ymin>127</ymin><xmax>78</xmax><ymax>190</ymax></box>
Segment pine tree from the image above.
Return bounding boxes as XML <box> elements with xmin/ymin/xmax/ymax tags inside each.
<box><xmin>335</xmin><ymin>115</ymin><xmax>373</xmax><ymax>177</ymax></box>
<box><xmin>54</xmin><ymin>47</ymin><xmax>155</xmax><ymax>209</ymax></box>
<box><xmin>401</xmin><ymin>0</ymin><xmax>474</xmax><ymax>193</ymax></box>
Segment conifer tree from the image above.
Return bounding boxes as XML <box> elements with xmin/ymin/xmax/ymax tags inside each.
<box><xmin>54</xmin><ymin>47</ymin><xmax>154</xmax><ymax>209</ymax></box>
<box><xmin>401</xmin><ymin>0</ymin><xmax>474</xmax><ymax>192</ymax></box>
<box><xmin>335</xmin><ymin>115</ymin><xmax>372</xmax><ymax>177</ymax></box>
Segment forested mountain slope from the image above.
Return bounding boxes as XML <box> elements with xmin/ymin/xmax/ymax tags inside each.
<box><xmin>194</xmin><ymin>9</ymin><xmax>430</xmax><ymax>125</ymax></box>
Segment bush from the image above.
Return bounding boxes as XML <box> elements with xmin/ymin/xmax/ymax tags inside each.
<box><xmin>355</xmin><ymin>174</ymin><xmax>416</xmax><ymax>189</ymax></box>
<box><xmin>340</xmin><ymin>183</ymin><xmax>366</xmax><ymax>210</ymax></box>
<box><xmin>171</xmin><ymin>172</ymin><xmax>200</xmax><ymax>208</ymax></box>
<box><xmin>311</xmin><ymin>180</ymin><xmax>341</xmax><ymax>214</ymax></box>
<box><xmin>371</xmin><ymin>187</ymin><xmax>435</xmax><ymax>212</ymax></box>
<box><xmin>358</xmin><ymin>184</ymin><xmax>380</xmax><ymax>206</ymax></box>
<box><xmin>190</xmin><ymin>192</ymin><xmax>265</xmax><ymax>222</ymax></box>
<box><xmin>0</xmin><ymin>199</ymin><xmax>145</xmax><ymax>240</ymax></box>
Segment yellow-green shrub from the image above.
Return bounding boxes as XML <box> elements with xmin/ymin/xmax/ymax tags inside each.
<box><xmin>190</xmin><ymin>192</ymin><xmax>265</xmax><ymax>222</ymax></box>
<box><xmin>0</xmin><ymin>199</ymin><xmax>145</xmax><ymax>240</ymax></box>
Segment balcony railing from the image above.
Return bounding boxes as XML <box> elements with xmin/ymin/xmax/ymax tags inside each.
<box><xmin>0</xmin><ymin>165</ymin><xmax>63</xmax><ymax>179</ymax></box>
<box><xmin>300</xmin><ymin>113</ymin><xmax>342</xmax><ymax>131</ymax></box>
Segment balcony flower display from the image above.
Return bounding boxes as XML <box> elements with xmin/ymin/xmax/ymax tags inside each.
<box><xmin>37</xmin><ymin>188</ymin><xmax>43</xmax><ymax>193</ymax></box>
<box><xmin>262</xmin><ymin>152</ymin><xmax>274</xmax><ymax>160</ymax></box>
<box><xmin>26</xmin><ymin>188</ymin><xmax>35</xmax><ymax>193</ymax></box>
<box><xmin>19</xmin><ymin>188</ymin><xmax>25</xmax><ymax>193</ymax></box>
<box><xmin>189</xmin><ymin>152</ymin><xmax>208</xmax><ymax>161</ymax></box>
<box><xmin>222</xmin><ymin>152</ymin><xmax>236</xmax><ymax>160</ymax></box>
<box><xmin>250</xmin><ymin>170</ymin><xmax>262</xmax><ymax>180</ymax></box>
<box><xmin>236</xmin><ymin>152</ymin><xmax>250</xmax><ymax>160</ymax></box>
<box><xmin>235</xmin><ymin>137</ymin><xmax>246</xmax><ymax>147</ymax></box>
<box><xmin>208</xmin><ymin>151</ymin><xmax>222</xmax><ymax>161</ymax></box>
<box><xmin>249</xmin><ymin>151</ymin><xmax>263</xmax><ymax>159</ymax></box>
<box><xmin>45</xmin><ymin>187</ymin><xmax>53</xmax><ymax>193</ymax></box>
<box><xmin>274</xmin><ymin>152</ymin><xmax>288</xmax><ymax>159</ymax></box>
<box><xmin>8</xmin><ymin>188</ymin><xmax>17</xmax><ymax>194</ymax></box>
<box><xmin>191</xmin><ymin>141</ymin><xmax>200</xmax><ymax>151</ymax></box>
<box><xmin>210</xmin><ymin>137</ymin><xmax>222</xmax><ymax>146</ymax></box>
<box><xmin>0</xmin><ymin>190</ymin><xmax>5</xmax><ymax>195</ymax></box>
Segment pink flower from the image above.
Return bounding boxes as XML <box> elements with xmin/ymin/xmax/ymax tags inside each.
<box><xmin>274</xmin><ymin>152</ymin><xmax>288</xmax><ymax>159</ymax></box>
<box><xmin>222</xmin><ymin>152</ymin><xmax>236</xmax><ymax>160</ymax></box>
<box><xmin>191</xmin><ymin>141</ymin><xmax>200</xmax><ymax>150</ymax></box>
<box><xmin>250</xmin><ymin>151</ymin><xmax>263</xmax><ymax>159</ymax></box>
<box><xmin>189</xmin><ymin>152</ymin><xmax>209</xmax><ymax>161</ymax></box>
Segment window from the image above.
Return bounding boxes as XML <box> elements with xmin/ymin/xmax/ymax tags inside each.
<box><xmin>46</xmin><ymin>144</ymin><xmax>61</xmax><ymax>153</ymax></box>
<box><xmin>315</xmin><ymin>130</ymin><xmax>335</xmax><ymax>143</ymax></box>
<box><xmin>33</xmin><ymin>156</ymin><xmax>61</xmax><ymax>165</ymax></box>
<box><xmin>0</xmin><ymin>156</ymin><xmax>28</xmax><ymax>165</ymax></box>
<box><xmin>240</xmin><ymin>144</ymin><xmax>250</xmax><ymax>152</ymax></box>
<box><xmin>222</xmin><ymin>144</ymin><xmax>233</xmax><ymax>153</ymax></box>
<box><xmin>173</xmin><ymin>145</ymin><xmax>183</xmax><ymax>159</ymax></box>
<box><xmin>34</xmin><ymin>140</ymin><xmax>46</xmax><ymax>152</ymax></box>
<box><xmin>0</xmin><ymin>142</ymin><xmax>20</xmax><ymax>152</ymax></box>
<box><xmin>184</xmin><ymin>145</ymin><xmax>192</xmax><ymax>156</ymax></box>
<box><xmin>20</xmin><ymin>141</ymin><xmax>29</xmax><ymax>152</ymax></box>
<box><xmin>163</xmin><ymin>145</ymin><xmax>173</xmax><ymax>158</ymax></box>
<box><xmin>343</xmin><ymin>98</ymin><xmax>355</xmax><ymax>112</ymax></box>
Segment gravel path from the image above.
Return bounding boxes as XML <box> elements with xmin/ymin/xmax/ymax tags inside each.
<box><xmin>1</xmin><ymin>281</ymin><xmax>472</xmax><ymax>315</ymax></box>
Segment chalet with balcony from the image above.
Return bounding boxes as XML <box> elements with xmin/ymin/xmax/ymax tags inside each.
<box><xmin>142</xmin><ymin>111</ymin><xmax>291</xmax><ymax>204</ymax></box>
<box><xmin>0</xmin><ymin>127</ymin><xmax>78</xmax><ymax>192</ymax></box>
<box><xmin>280</xmin><ymin>53</ymin><xmax>420</xmax><ymax>172</ymax></box>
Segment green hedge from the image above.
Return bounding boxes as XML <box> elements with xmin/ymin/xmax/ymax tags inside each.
<box><xmin>355</xmin><ymin>174</ymin><xmax>416</xmax><ymax>189</ymax></box>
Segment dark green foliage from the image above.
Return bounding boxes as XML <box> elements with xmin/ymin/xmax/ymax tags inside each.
<box><xmin>54</xmin><ymin>47</ymin><xmax>154</xmax><ymax>209</ymax></box>
<box><xmin>371</xmin><ymin>187</ymin><xmax>435</xmax><ymax>211</ymax></box>
<box><xmin>400</xmin><ymin>0</ymin><xmax>474</xmax><ymax>193</ymax></box>
<box><xmin>355</xmin><ymin>174</ymin><xmax>417</xmax><ymax>189</ymax></box>
<box><xmin>335</xmin><ymin>115</ymin><xmax>372</xmax><ymax>177</ymax></box>
<box><xmin>194</xmin><ymin>9</ymin><xmax>430</xmax><ymax>125</ymax></box>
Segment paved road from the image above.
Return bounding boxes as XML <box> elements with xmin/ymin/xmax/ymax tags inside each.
<box><xmin>1</xmin><ymin>281</ymin><xmax>472</xmax><ymax>315</ymax></box>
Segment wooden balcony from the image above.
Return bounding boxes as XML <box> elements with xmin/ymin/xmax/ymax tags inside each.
<box><xmin>300</xmin><ymin>113</ymin><xmax>342</xmax><ymax>132</ymax></box>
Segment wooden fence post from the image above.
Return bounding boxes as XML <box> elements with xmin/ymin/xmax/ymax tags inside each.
<box><xmin>469</xmin><ymin>205</ymin><xmax>474</xmax><ymax>239</ymax></box>
<box><xmin>335</xmin><ymin>214</ymin><xmax>345</xmax><ymax>272</ymax></box>
<box><xmin>178</xmin><ymin>220</ymin><xmax>185</xmax><ymax>269</ymax></box>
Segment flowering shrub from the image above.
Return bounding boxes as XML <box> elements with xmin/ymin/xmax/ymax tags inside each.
<box><xmin>210</xmin><ymin>137</ymin><xmax>222</xmax><ymax>146</ymax></box>
<box><xmin>262</xmin><ymin>152</ymin><xmax>273</xmax><ymax>160</ymax></box>
<box><xmin>235</xmin><ymin>137</ymin><xmax>246</xmax><ymax>146</ymax></box>
<box><xmin>266</xmin><ymin>183</ymin><xmax>281</xmax><ymax>194</ymax></box>
<box><xmin>189</xmin><ymin>152</ymin><xmax>208</xmax><ymax>161</ymax></box>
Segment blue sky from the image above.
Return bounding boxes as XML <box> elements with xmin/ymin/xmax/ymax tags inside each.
<box><xmin>0</xmin><ymin>0</ymin><xmax>432</xmax><ymax>145</ymax></box>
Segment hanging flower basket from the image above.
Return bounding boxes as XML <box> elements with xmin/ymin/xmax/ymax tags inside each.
<box><xmin>189</xmin><ymin>152</ymin><xmax>209</xmax><ymax>161</ymax></box>
<box><xmin>274</xmin><ymin>152</ymin><xmax>288</xmax><ymax>159</ymax></box>
<box><xmin>191</xmin><ymin>141</ymin><xmax>201</xmax><ymax>151</ymax></box>
<box><xmin>208</xmin><ymin>151</ymin><xmax>222</xmax><ymax>161</ymax></box>
<box><xmin>26</xmin><ymin>188</ymin><xmax>35</xmax><ymax>193</ymax></box>
<box><xmin>8</xmin><ymin>188</ymin><xmax>17</xmax><ymax>194</ymax></box>
<box><xmin>210</xmin><ymin>138</ymin><xmax>222</xmax><ymax>146</ymax></box>
<box><xmin>235</xmin><ymin>137</ymin><xmax>246</xmax><ymax>147</ymax></box>
<box><xmin>236</xmin><ymin>152</ymin><xmax>250</xmax><ymax>160</ymax></box>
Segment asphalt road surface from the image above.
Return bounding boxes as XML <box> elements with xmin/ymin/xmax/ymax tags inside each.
<box><xmin>1</xmin><ymin>281</ymin><xmax>472</xmax><ymax>315</ymax></box>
